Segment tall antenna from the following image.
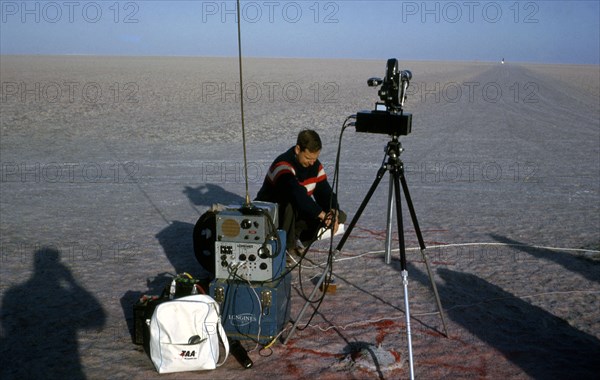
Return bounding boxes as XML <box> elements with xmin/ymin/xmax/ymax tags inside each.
<box><xmin>236</xmin><ymin>0</ymin><xmax>252</xmax><ymax>207</ymax></box>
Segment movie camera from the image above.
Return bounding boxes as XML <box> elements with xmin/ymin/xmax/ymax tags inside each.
<box><xmin>356</xmin><ymin>58</ymin><xmax>413</xmax><ymax>136</ymax></box>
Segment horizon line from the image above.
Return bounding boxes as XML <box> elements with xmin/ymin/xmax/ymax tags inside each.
<box><xmin>1</xmin><ymin>53</ymin><xmax>598</xmax><ymax>66</ymax></box>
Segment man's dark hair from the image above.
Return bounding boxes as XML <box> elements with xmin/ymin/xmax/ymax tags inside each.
<box><xmin>296</xmin><ymin>130</ymin><xmax>322</xmax><ymax>152</ymax></box>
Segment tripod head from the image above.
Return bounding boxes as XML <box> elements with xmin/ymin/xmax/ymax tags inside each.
<box><xmin>385</xmin><ymin>136</ymin><xmax>404</xmax><ymax>161</ymax></box>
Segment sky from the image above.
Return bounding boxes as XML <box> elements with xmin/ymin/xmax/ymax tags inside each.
<box><xmin>0</xmin><ymin>0</ymin><xmax>599</xmax><ymax>64</ymax></box>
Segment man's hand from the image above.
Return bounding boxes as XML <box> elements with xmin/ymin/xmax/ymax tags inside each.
<box><xmin>319</xmin><ymin>210</ymin><xmax>340</xmax><ymax>235</ymax></box>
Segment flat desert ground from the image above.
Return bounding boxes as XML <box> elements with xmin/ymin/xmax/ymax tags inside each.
<box><xmin>1</xmin><ymin>56</ymin><xmax>599</xmax><ymax>379</ymax></box>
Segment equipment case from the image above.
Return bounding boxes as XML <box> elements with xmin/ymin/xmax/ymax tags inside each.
<box><xmin>209</xmin><ymin>274</ymin><xmax>291</xmax><ymax>344</ymax></box>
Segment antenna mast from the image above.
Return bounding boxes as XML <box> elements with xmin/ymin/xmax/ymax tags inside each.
<box><xmin>236</xmin><ymin>0</ymin><xmax>251</xmax><ymax>207</ymax></box>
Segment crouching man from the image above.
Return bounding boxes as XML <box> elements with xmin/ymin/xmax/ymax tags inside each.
<box><xmin>256</xmin><ymin>129</ymin><xmax>346</xmax><ymax>254</ymax></box>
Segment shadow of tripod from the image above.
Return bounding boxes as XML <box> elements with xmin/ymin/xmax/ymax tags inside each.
<box><xmin>284</xmin><ymin>135</ymin><xmax>448</xmax><ymax>379</ymax></box>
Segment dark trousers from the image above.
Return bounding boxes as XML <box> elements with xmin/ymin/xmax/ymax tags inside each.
<box><xmin>279</xmin><ymin>203</ymin><xmax>347</xmax><ymax>250</ymax></box>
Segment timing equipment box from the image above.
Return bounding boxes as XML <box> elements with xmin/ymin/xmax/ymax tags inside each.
<box><xmin>214</xmin><ymin>230</ymin><xmax>286</xmax><ymax>282</ymax></box>
<box><xmin>214</xmin><ymin>202</ymin><xmax>285</xmax><ymax>282</ymax></box>
<box><xmin>209</xmin><ymin>274</ymin><xmax>291</xmax><ymax>344</ymax></box>
<box><xmin>216</xmin><ymin>201</ymin><xmax>278</xmax><ymax>243</ymax></box>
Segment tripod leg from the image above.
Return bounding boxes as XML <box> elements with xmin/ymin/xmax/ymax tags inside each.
<box><xmin>392</xmin><ymin>167</ymin><xmax>415</xmax><ymax>379</ymax></box>
<box><xmin>402</xmin><ymin>269</ymin><xmax>415</xmax><ymax>380</ymax></box>
<box><xmin>392</xmin><ymin>167</ymin><xmax>407</xmax><ymax>271</ymax></box>
<box><xmin>385</xmin><ymin>176</ymin><xmax>394</xmax><ymax>265</ymax></box>
<box><xmin>419</xmin><ymin>248</ymin><xmax>448</xmax><ymax>337</ymax></box>
<box><xmin>399</xmin><ymin>174</ymin><xmax>425</xmax><ymax>250</ymax></box>
<box><xmin>399</xmin><ymin>173</ymin><xmax>449</xmax><ymax>337</ymax></box>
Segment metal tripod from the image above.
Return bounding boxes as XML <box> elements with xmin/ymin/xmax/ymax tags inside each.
<box><xmin>283</xmin><ymin>136</ymin><xmax>448</xmax><ymax>379</ymax></box>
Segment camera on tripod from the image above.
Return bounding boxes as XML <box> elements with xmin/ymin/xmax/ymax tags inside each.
<box><xmin>356</xmin><ymin>58</ymin><xmax>412</xmax><ymax>136</ymax></box>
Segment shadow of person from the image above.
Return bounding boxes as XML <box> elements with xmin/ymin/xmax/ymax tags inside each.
<box><xmin>490</xmin><ymin>234</ymin><xmax>600</xmax><ymax>284</ymax></box>
<box><xmin>436</xmin><ymin>268</ymin><xmax>600</xmax><ymax>379</ymax></box>
<box><xmin>176</xmin><ymin>184</ymin><xmax>245</xmax><ymax>277</ymax></box>
<box><xmin>183</xmin><ymin>184</ymin><xmax>245</xmax><ymax>209</ymax></box>
<box><xmin>155</xmin><ymin>220</ymin><xmax>198</xmax><ymax>276</ymax></box>
<box><xmin>153</xmin><ymin>184</ymin><xmax>245</xmax><ymax>277</ymax></box>
<box><xmin>0</xmin><ymin>247</ymin><xmax>106</xmax><ymax>379</ymax></box>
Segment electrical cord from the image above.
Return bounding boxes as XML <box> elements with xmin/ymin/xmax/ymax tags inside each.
<box><xmin>288</xmin><ymin>241</ymin><xmax>600</xmax><ymax>269</ymax></box>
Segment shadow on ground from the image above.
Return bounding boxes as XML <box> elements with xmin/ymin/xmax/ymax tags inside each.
<box><xmin>404</xmin><ymin>260</ymin><xmax>600</xmax><ymax>379</ymax></box>
<box><xmin>1</xmin><ymin>247</ymin><xmax>106</xmax><ymax>379</ymax></box>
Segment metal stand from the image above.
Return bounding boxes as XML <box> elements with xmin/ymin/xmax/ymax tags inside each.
<box><xmin>284</xmin><ymin>136</ymin><xmax>448</xmax><ymax>379</ymax></box>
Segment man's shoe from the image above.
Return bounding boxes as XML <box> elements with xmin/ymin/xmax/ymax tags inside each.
<box><xmin>292</xmin><ymin>246</ymin><xmax>306</xmax><ymax>257</ymax></box>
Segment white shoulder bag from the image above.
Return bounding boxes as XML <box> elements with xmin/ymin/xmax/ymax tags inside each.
<box><xmin>148</xmin><ymin>294</ymin><xmax>230</xmax><ymax>374</ymax></box>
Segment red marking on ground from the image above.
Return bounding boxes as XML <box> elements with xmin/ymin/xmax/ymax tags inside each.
<box><xmin>374</xmin><ymin>319</ymin><xmax>398</xmax><ymax>345</ymax></box>
<box><xmin>427</xmin><ymin>240</ymin><xmax>450</xmax><ymax>246</ymax></box>
<box><xmin>285</xmin><ymin>362</ymin><xmax>302</xmax><ymax>377</ymax></box>
<box><xmin>355</xmin><ymin>227</ymin><xmax>387</xmax><ymax>238</ymax></box>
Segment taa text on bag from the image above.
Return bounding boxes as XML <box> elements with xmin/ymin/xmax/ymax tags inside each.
<box><xmin>180</xmin><ymin>350</ymin><xmax>197</xmax><ymax>359</ymax></box>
